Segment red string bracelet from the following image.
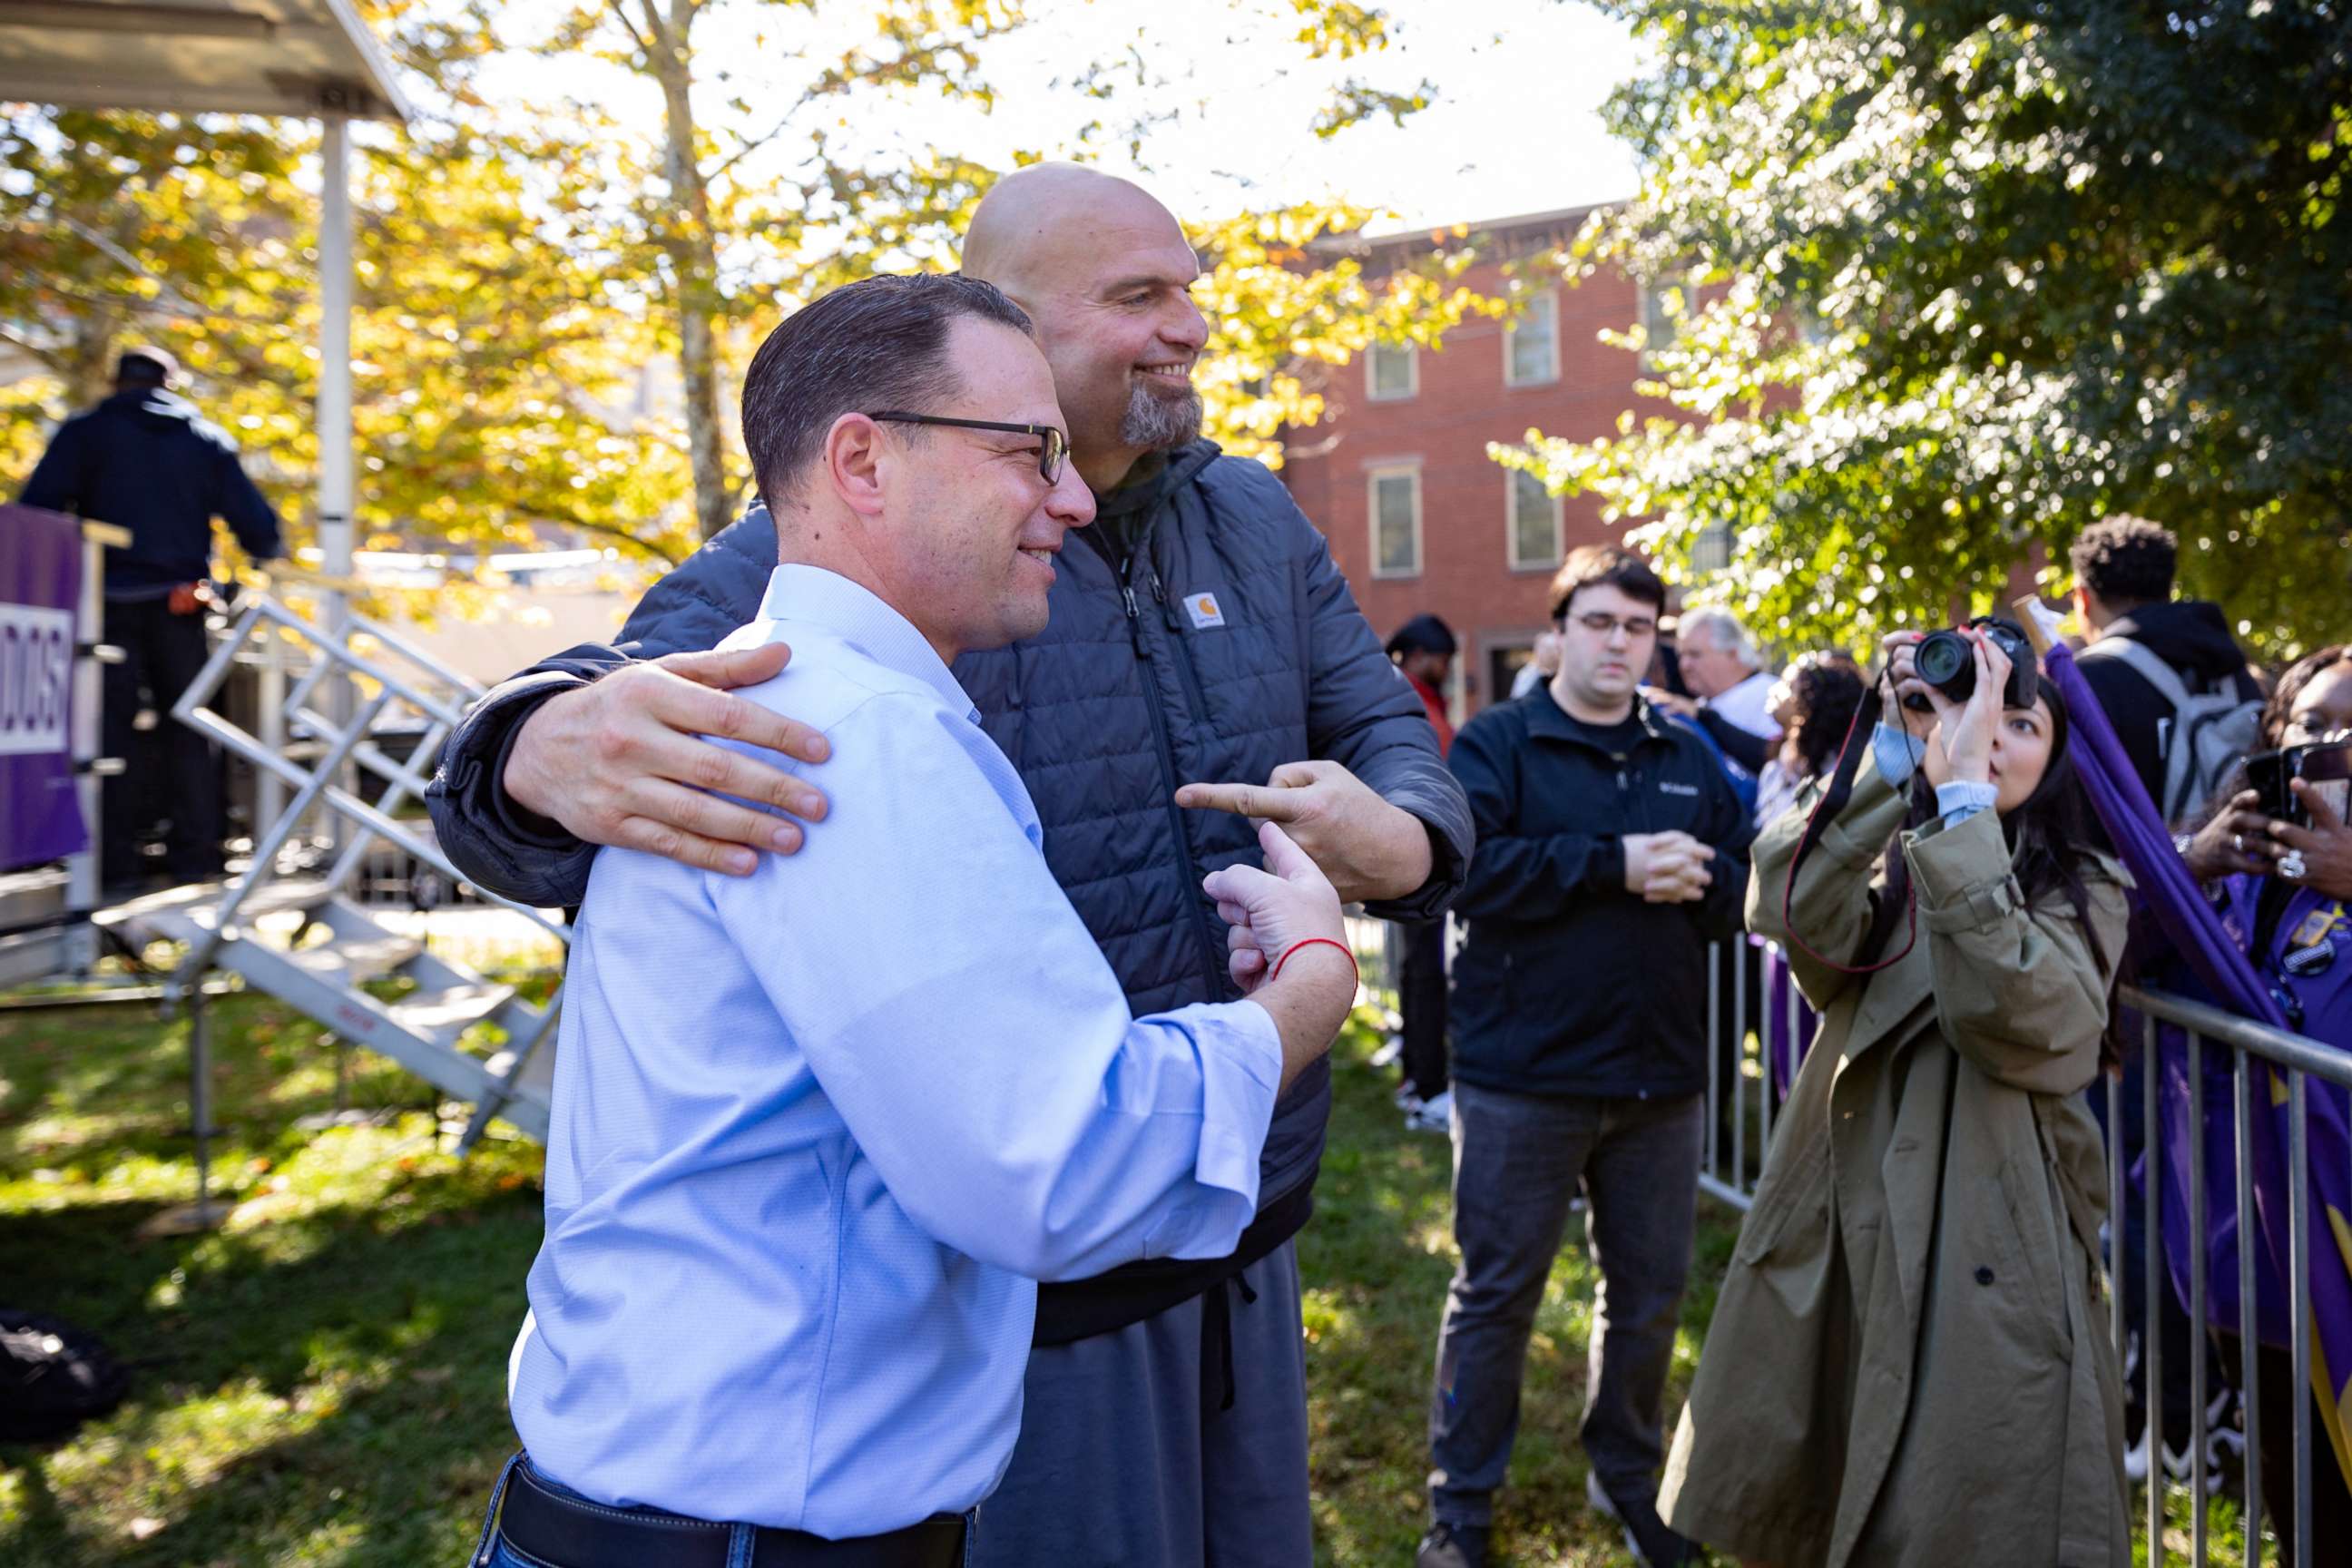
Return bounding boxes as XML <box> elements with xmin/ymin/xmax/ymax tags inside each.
<box><xmin>1269</xmin><ymin>936</ymin><xmax>1358</xmax><ymax>987</ymax></box>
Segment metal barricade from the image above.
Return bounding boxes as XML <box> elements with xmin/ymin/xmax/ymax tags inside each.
<box><xmin>1692</xmin><ymin>936</ymin><xmax>2347</xmax><ymax>1566</ymax></box>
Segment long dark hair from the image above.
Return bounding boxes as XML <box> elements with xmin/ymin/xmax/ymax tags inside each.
<box><xmin>1860</xmin><ymin>674</ymin><xmax>2126</xmax><ymax>1067</ymax></box>
<box><xmin>1788</xmin><ymin>658</ymin><xmax>1867</xmax><ymax>779</ymax></box>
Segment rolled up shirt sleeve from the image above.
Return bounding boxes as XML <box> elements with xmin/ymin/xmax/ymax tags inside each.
<box><xmin>704</xmin><ymin>689</ymin><xmax>1282</xmax><ymax>1283</ymax></box>
<box><xmin>1934</xmin><ymin>778</ymin><xmax>2000</xmax><ymax>825</ymax></box>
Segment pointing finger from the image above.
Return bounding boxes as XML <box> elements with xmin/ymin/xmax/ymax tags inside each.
<box><xmin>1175</xmin><ymin>781</ymin><xmax>1308</xmax><ymax>822</ymax></box>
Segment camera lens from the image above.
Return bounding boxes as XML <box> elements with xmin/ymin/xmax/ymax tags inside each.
<box><xmin>1914</xmin><ymin>630</ymin><xmax>1973</xmax><ymax>691</ymax></box>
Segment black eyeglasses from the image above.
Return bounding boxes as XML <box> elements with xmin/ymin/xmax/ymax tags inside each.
<box><xmin>1570</xmin><ymin>610</ymin><xmax>1658</xmax><ymax>640</ymax></box>
<box><xmin>866</xmin><ymin>411</ymin><xmax>1069</xmax><ymax>485</ymax></box>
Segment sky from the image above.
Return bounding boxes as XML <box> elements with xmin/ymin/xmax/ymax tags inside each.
<box><xmin>472</xmin><ymin>0</ymin><xmax>1645</xmax><ymax>234</ymax></box>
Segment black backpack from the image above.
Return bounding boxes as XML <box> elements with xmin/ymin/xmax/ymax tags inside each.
<box><xmin>0</xmin><ymin>1309</ymin><xmax>130</xmax><ymax>1443</ymax></box>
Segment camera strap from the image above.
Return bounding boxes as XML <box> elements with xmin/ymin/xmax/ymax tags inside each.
<box><xmin>1781</xmin><ymin>672</ymin><xmax>1920</xmax><ymax>975</ymax></box>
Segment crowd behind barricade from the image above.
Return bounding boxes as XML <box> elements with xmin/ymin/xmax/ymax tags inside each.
<box><xmin>11</xmin><ymin>160</ymin><xmax>2350</xmax><ymax>1568</ymax></box>
<box><xmin>1385</xmin><ymin>514</ymin><xmax>2352</xmax><ymax>1568</ymax></box>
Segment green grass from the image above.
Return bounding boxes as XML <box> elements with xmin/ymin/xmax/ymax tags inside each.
<box><xmin>1</xmin><ymin>993</ymin><xmax>2248</xmax><ymax>1566</ymax></box>
<box><xmin>1296</xmin><ymin>1018</ymin><xmax>1741</xmax><ymax>1567</ymax></box>
<box><xmin>1</xmin><ymin>990</ymin><xmax>546</xmax><ymax>1567</ymax></box>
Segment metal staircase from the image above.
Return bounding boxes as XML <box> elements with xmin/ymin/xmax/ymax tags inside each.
<box><xmin>96</xmin><ymin>575</ymin><xmax>565</xmax><ymax>1222</ymax></box>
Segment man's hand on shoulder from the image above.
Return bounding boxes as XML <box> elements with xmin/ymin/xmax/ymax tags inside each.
<box><xmin>503</xmin><ymin>642</ymin><xmax>835</xmax><ymax>876</ymax></box>
<box><xmin>1176</xmin><ymin>759</ymin><xmax>1433</xmax><ymax>906</ymax></box>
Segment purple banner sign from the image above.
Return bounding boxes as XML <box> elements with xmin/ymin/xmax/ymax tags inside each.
<box><xmin>2</xmin><ymin>503</ymin><xmax>86</xmax><ymax>867</ymax></box>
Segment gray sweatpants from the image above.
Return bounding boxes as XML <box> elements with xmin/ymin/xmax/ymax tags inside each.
<box><xmin>972</xmin><ymin>1240</ymin><xmax>1312</xmax><ymax>1568</ymax></box>
<box><xmin>1427</xmin><ymin>1083</ymin><xmax>1703</xmax><ymax>1526</ymax></box>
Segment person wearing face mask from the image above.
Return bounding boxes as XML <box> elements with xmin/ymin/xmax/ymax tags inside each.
<box><xmin>2176</xmin><ymin>642</ymin><xmax>2352</xmax><ymax>1557</ymax></box>
<box><xmin>1661</xmin><ymin>627</ymin><xmax>2132</xmax><ymax>1568</ymax></box>
<box><xmin>426</xmin><ymin>165</ymin><xmax>1473</xmax><ymax>1566</ymax></box>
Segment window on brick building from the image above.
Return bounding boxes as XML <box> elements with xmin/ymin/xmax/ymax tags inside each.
<box><xmin>1366</xmin><ymin>341</ymin><xmax>1417</xmax><ymax>401</ymax></box>
<box><xmin>1506</xmin><ymin>466</ymin><xmax>1563</xmax><ymax>571</ymax></box>
<box><xmin>1691</xmin><ymin>519</ymin><xmax>1734</xmax><ymax>574</ymax></box>
<box><xmin>1367</xmin><ymin>465</ymin><xmax>1423</xmax><ymax>578</ymax></box>
<box><xmin>1504</xmin><ymin>290</ymin><xmax>1559</xmax><ymax>387</ymax></box>
<box><xmin>1642</xmin><ymin>276</ymin><xmax>1686</xmax><ymax>369</ymax></box>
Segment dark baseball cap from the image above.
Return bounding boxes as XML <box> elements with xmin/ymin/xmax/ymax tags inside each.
<box><xmin>116</xmin><ymin>348</ymin><xmax>179</xmax><ymax>386</ymax></box>
<box><xmin>1386</xmin><ymin>613</ymin><xmax>1458</xmax><ymax>658</ymax></box>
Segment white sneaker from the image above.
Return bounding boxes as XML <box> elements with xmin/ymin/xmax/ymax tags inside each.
<box><xmin>2126</xmin><ymin>1422</ymin><xmax>2226</xmax><ymax>1490</ymax></box>
<box><xmin>1405</xmin><ymin>1089</ymin><xmax>1452</xmax><ymax>1134</ymax></box>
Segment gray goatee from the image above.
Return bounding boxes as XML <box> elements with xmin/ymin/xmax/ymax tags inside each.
<box><xmin>1118</xmin><ymin>380</ymin><xmax>1204</xmax><ymax>450</ymax></box>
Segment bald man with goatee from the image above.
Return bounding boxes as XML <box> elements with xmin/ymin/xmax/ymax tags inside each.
<box><xmin>426</xmin><ymin>164</ymin><xmax>1472</xmax><ymax>1563</ymax></box>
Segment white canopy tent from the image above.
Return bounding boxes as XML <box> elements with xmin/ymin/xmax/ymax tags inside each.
<box><xmin>0</xmin><ymin>0</ymin><xmax>412</xmax><ymax>585</ymax></box>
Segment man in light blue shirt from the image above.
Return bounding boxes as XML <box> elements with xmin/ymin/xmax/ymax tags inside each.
<box><xmin>471</xmin><ymin>275</ymin><xmax>1362</xmax><ymax>1568</ymax></box>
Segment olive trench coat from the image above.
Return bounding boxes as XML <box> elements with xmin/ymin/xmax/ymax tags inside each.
<box><xmin>1661</xmin><ymin>756</ymin><xmax>2132</xmax><ymax>1568</ymax></box>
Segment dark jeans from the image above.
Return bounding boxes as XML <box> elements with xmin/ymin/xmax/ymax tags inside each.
<box><xmin>99</xmin><ymin>595</ymin><xmax>221</xmax><ymax>885</ymax></box>
<box><xmin>1428</xmin><ymin>1083</ymin><xmax>1704</xmax><ymax>1525</ymax></box>
<box><xmin>1397</xmin><ymin>918</ymin><xmax>1450</xmax><ymax>1100</ymax></box>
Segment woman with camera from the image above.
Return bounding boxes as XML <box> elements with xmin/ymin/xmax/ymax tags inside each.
<box><xmin>2176</xmin><ymin>642</ymin><xmax>2352</xmax><ymax>1554</ymax></box>
<box><xmin>1661</xmin><ymin>626</ymin><xmax>2132</xmax><ymax>1568</ymax></box>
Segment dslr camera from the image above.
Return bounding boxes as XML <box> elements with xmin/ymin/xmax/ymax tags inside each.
<box><xmin>1902</xmin><ymin>615</ymin><xmax>2039</xmax><ymax>713</ymax></box>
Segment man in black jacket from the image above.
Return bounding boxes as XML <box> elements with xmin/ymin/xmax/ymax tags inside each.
<box><xmin>19</xmin><ymin>348</ymin><xmax>282</xmax><ymax>886</ymax></box>
<box><xmin>2069</xmin><ymin>512</ymin><xmax>2261</xmax><ymax>1486</ymax></box>
<box><xmin>2070</xmin><ymin>512</ymin><xmax>2262</xmax><ymax>822</ymax></box>
<box><xmin>1417</xmin><ymin>546</ymin><xmax>1751</xmax><ymax>1568</ymax></box>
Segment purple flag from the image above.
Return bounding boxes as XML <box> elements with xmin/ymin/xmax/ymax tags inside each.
<box><xmin>2</xmin><ymin>504</ymin><xmax>85</xmax><ymax>867</ymax></box>
<box><xmin>2043</xmin><ymin>641</ymin><xmax>2352</xmax><ymax>1490</ymax></box>
<box><xmin>1762</xmin><ymin>938</ymin><xmax>1817</xmax><ymax>1097</ymax></box>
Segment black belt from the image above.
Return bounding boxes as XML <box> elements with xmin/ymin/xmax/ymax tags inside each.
<box><xmin>495</xmin><ymin>1459</ymin><xmax>968</xmax><ymax>1568</ymax></box>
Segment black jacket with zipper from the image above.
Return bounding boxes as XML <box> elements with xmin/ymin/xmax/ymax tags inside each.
<box><xmin>18</xmin><ymin>387</ymin><xmax>282</xmax><ymax>593</ymax></box>
<box><xmin>1447</xmin><ymin>687</ymin><xmax>1757</xmax><ymax>1101</ymax></box>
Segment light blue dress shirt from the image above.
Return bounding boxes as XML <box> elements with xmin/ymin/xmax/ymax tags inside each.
<box><xmin>507</xmin><ymin>565</ymin><xmax>1284</xmax><ymax>1536</ymax></box>
<box><xmin>1872</xmin><ymin>722</ymin><xmax>2000</xmax><ymax>822</ymax></box>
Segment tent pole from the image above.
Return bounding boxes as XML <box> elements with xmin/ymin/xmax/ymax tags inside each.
<box><xmin>318</xmin><ymin>113</ymin><xmax>353</xmax><ymax>585</ymax></box>
<box><xmin>316</xmin><ymin>112</ymin><xmax>355</xmax><ymax>853</ymax></box>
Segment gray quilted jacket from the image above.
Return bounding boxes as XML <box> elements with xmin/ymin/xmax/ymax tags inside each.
<box><xmin>426</xmin><ymin>441</ymin><xmax>1472</xmax><ymax>1338</ymax></box>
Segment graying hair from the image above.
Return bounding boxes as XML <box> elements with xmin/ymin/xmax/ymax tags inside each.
<box><xmin>1680</xmin><ymin>607</ymin><xmax>1761</xmax><ymax>670</ymax></box>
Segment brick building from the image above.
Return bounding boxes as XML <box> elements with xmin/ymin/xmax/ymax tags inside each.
<box><xmin>1280</xmin><ymin>205</ymin><xmax>1694</xmax><ymax>720</ymax></box>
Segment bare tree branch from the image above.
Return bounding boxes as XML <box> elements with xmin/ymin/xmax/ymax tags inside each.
<box><xmin>0</xmin><ymin>321</ymin><xmax>65</xmax><ymax>372</ymax></box>
<box><xmin>537</xmin><ymin>507</ymin><xmax>687</xmax><ymax>565</ymax></box>
<box><xmin>603</xmin><ymin>0</ymin><xmax>652</xmax><ymax>54</ymax></box>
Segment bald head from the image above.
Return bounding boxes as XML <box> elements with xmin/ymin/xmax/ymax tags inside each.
<box><xmin>958</xmin><ymin>164</ymin><xmax>1209</xmax><ymax>489</ymax></box>
<box><xmin>962</xmin><ymin>163</ymin><xmax>1186</xmax><ymax>296</ymax></box>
